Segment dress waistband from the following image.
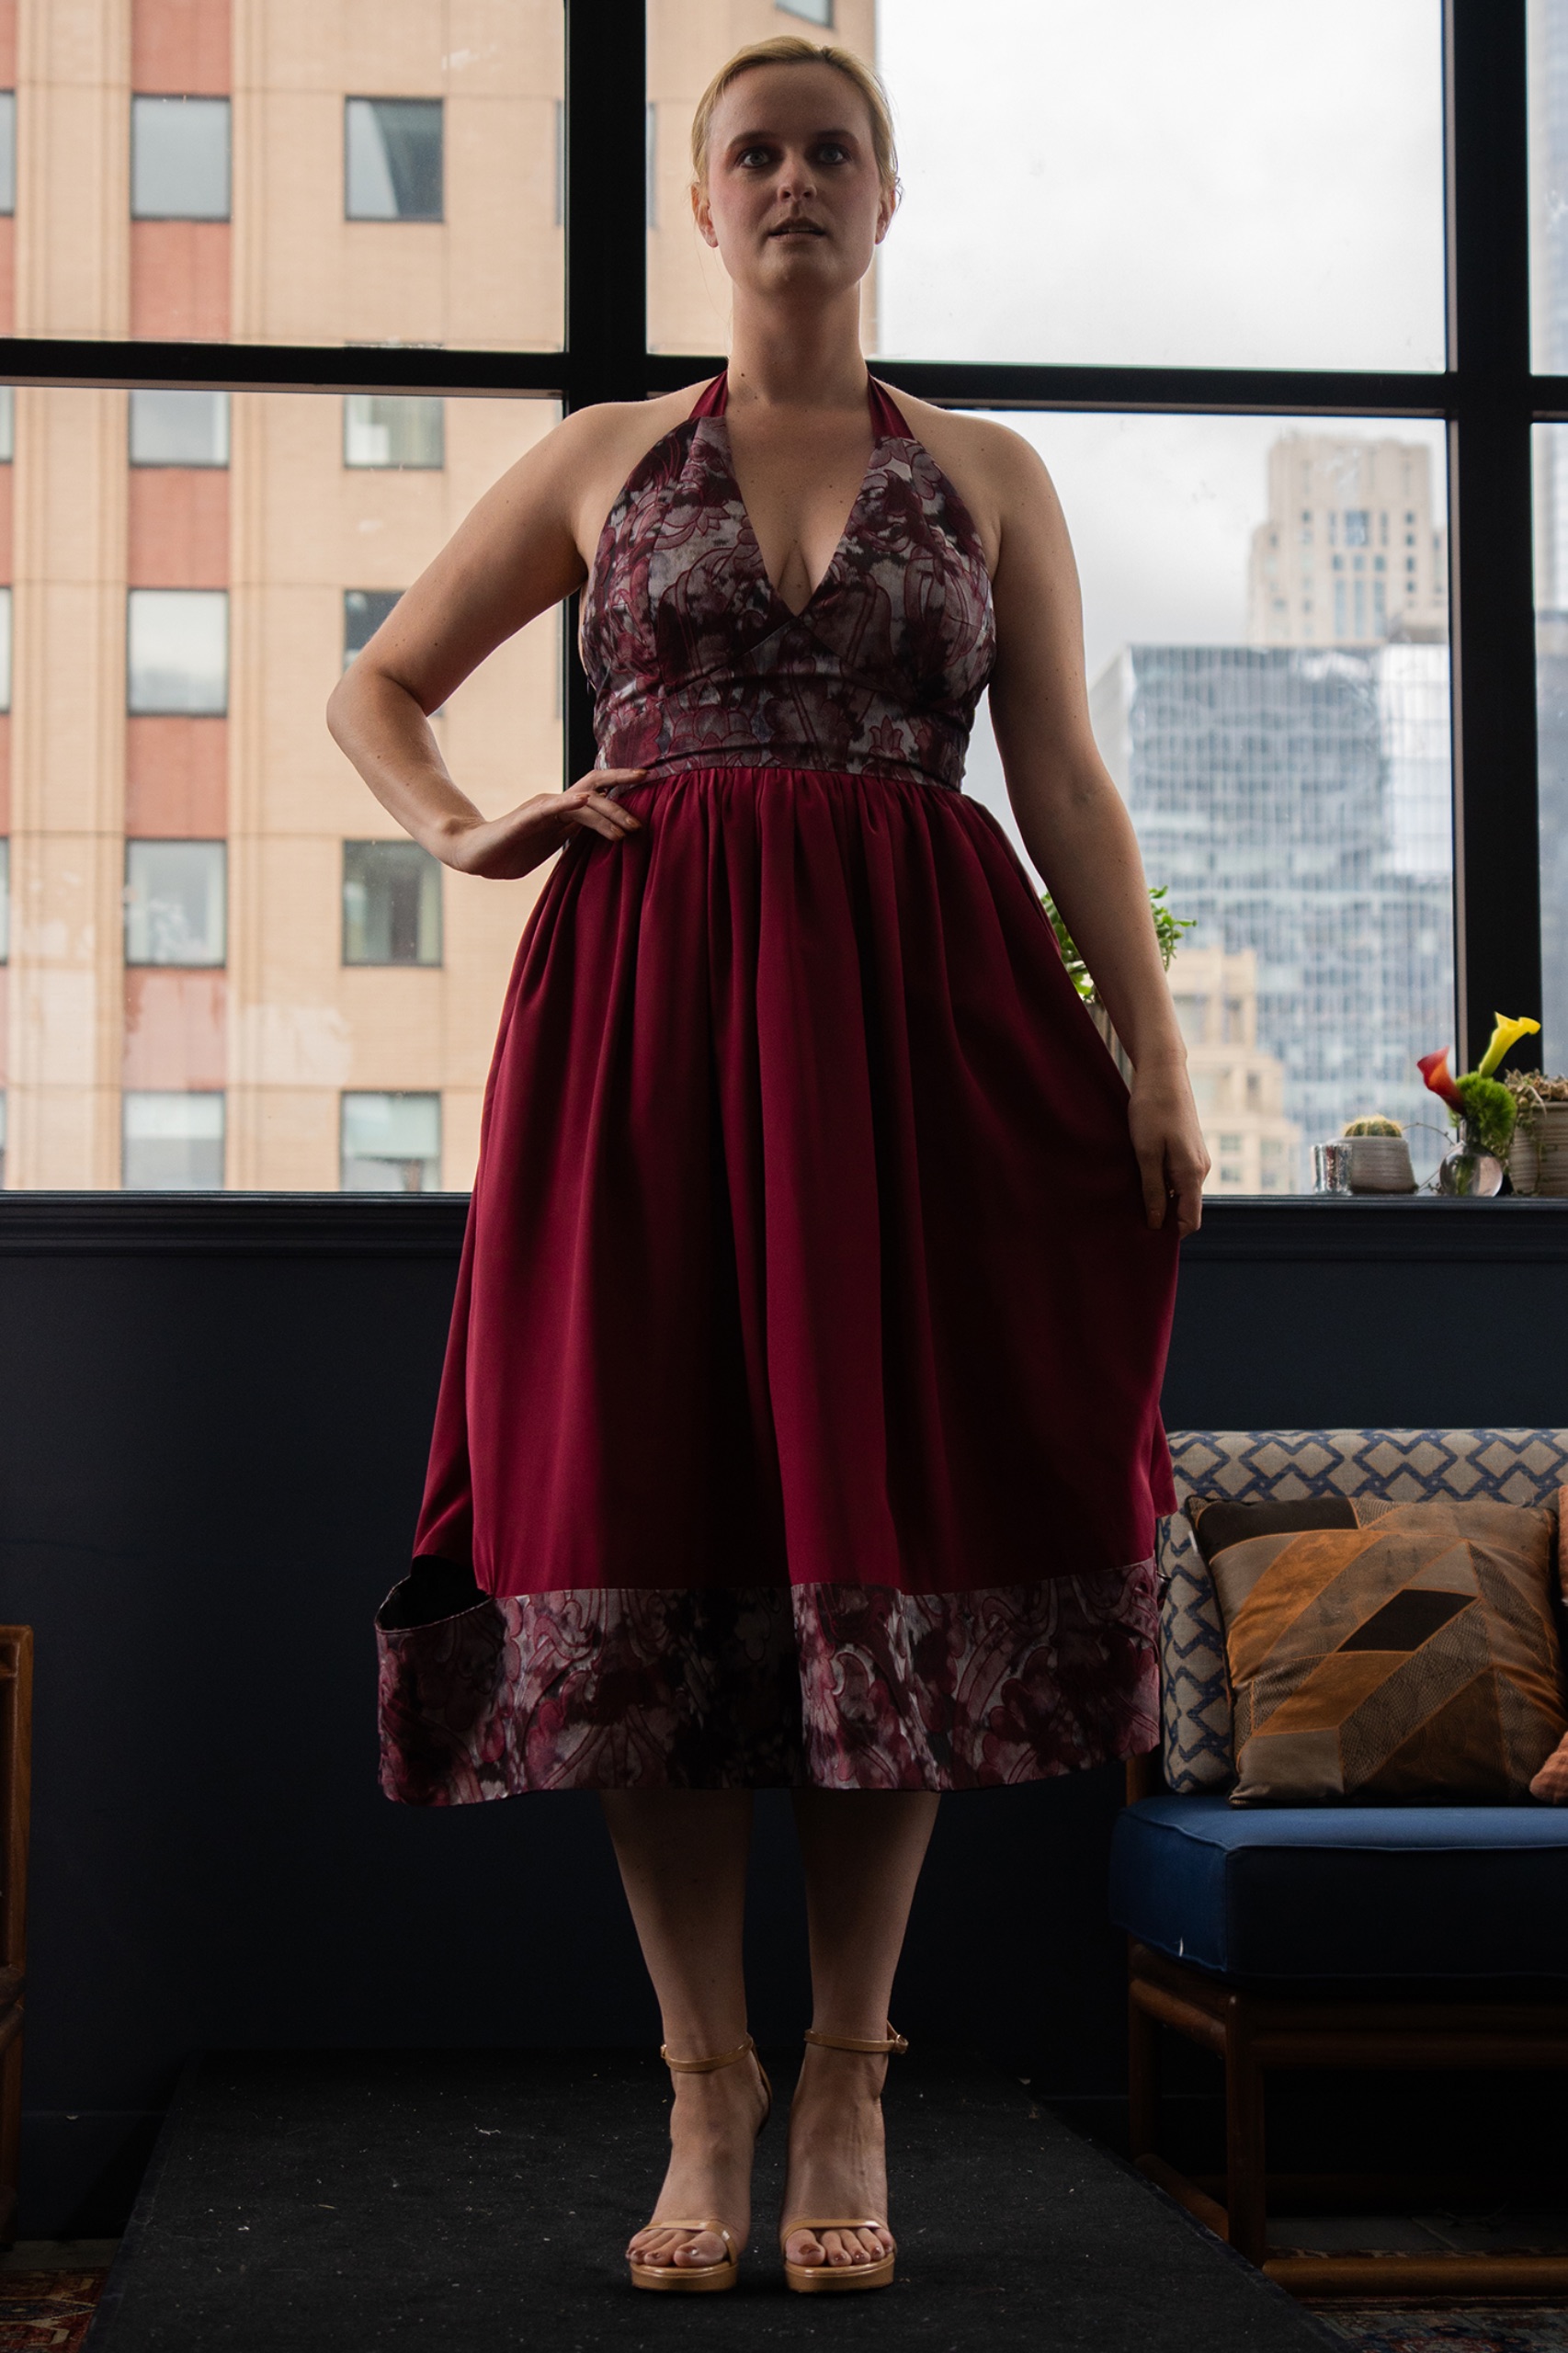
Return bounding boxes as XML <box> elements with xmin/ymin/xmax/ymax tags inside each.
<box><xmin>599</xmin><ymin>750</ymin><xmax>960</xmax><ymax>792</ymax></box>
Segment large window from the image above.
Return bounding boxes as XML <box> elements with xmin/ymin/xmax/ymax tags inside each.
<box><xmin>0</xmin><ymin>6</ymin><xmax>1550</xmax><ymax>1198</ymax></box>
<box><xmin>0</xmin><ymin>384</ymin><xmax>555</xmax><ymax>1191</ymax></box>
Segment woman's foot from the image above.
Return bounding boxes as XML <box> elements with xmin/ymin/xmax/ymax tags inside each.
<box><xmin>626</xmin><ymin>2047</ymin><xmax>770</xmax><ymax>2274</ymax></box>
<box><xmin>780</xmin><ymin>2041</ymin><xmax>896</xmax><ymax>2274</ymax></box>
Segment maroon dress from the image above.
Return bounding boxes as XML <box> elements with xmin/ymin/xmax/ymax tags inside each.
<box><xmin>376</xmin><ymin>374</ymin><xmax>1179</xmax><ymax>1802</ymax></box>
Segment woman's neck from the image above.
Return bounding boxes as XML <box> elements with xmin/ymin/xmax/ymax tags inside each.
<box><xmin>725</xmin><ymin>287</ymin><xmax>869</xmax><ymax>414</ymax></box>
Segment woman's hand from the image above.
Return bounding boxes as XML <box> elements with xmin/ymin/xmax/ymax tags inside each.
<box><xmin>436</xmin><ymin>768</ymin><xmax>648</xmax><ymax>880</ymax></box>
<box><xmin>1127</xmin><ymin>1061</ymin><xmax>1210</xmax><ymax>1236</ymax></box>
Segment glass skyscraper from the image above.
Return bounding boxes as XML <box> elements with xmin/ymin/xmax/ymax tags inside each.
<box><xmin>1091</xmin><ymin>642</ymin><xmax>1454</xmax><ymax>1179</ymax></box>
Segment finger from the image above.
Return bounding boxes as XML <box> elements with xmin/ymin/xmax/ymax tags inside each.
<box><xmin>1173</xmin><ymin>1176</ymin><xmax>1205</xmax><ymax>1237</ymax></box>
<box><xmin>1137</xmin><ymin>1150</ymin><xmax>1168</xmax><ymax>1230</ymax></box>
<box><xmin>564</xmin><ymin>780</ymin><xmax>644</xmax><ymax>809</ymax></box>
<box><xmin>569</xmin><ymin>807</ymin><xmax>635</xmax><ymax>843</ymax></box>
<box><xmin>571</xmin><ymin>789</ymin><xmax>641</xmax><ymax>831</ymax></box>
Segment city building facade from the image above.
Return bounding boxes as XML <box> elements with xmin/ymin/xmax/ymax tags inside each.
<box><xmin>0</xmin><ymin>0</ymin><xmax>875</xmax><ymax>1191</ymax></box>
<box><xmin>1092</xmin><ymin>639</ymin><xmax>1454</xmax><ymax>1180</ymax></box>
<box><xmin>1163</xmin><ymin>943</ymin><xmax>1298</xmax><ymax>1194</ymax></box>
<box><xmin>1245</xmin><ymin>432</ymin><xmax>1447</xmax><ymax>650</ymax></box>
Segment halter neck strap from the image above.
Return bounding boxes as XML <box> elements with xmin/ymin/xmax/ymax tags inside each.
<box><xmin>690</xmin><ymin>370</ymin><xmax>913</xmax><ymax>440</ymax></box>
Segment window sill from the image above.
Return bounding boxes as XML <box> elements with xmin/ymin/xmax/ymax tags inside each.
<box><xmin>0</xmin><ymin>1191</ymin><xmax>1561</xmax><ymax>1259</ymax></box>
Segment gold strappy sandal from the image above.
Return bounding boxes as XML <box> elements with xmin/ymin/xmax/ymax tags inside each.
<box><xmin>626</xmin><ymin>2032</ymin><xmax>772</xmax><ymax>2294</ymax></box>
<box><xmin>780</xmin><ymin>2023</ymin><xmax>908</xmax><ymax>2294</ymax></box>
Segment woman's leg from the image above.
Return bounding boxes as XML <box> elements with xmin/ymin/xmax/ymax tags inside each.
<box><xmin>782</xmin><ymin>1790</ymin><xmax>940</xmax><ymax>2272</ymax></box>
<box><xmin>599</xmin><ymin>1789</ymin><xmax>768</xmax><ymax>2271</ymax></box>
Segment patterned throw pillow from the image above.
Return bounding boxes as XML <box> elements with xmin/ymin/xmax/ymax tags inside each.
<box><xmin>1158</xmin><ymin>1431</ymin><xmax>1568</xmax><ymax>1794</ymax></box>
<box><xmin>1530</xmin><ymin>1490</ymin><xmax>1568</xmax><ymax>1802</ymax></box>
<box><xmin>1207</xmin><ymin>1497</ymin><xmax>1566</xmax><ymax>1805</ymax></box>
<box><xmin>1159</xmin><ymin>1499</ymin><xmax>1369</xmax><ymax>1792</ymax></box>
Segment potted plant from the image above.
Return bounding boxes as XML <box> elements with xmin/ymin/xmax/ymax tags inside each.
<box><xmin>1341</xmin><ymin>1114</ymin><xmax>1415</xmax><ymax>1194</ymax></box>
<box><xmin>1504</xmin><ymin>1070</ymin><xmax>1568</xmax><ymax>1197</ymax></box>
<box><xmin>1417</xmin><ymin>1014</ymin><xmax>1541</xmax><ymax>1195</ymax></box>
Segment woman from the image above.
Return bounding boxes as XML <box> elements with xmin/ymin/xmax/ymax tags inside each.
<box><xmin>329</xmin><ymin>35</ymin><xmax>1208</xmax><ymax>2298</ymax></box>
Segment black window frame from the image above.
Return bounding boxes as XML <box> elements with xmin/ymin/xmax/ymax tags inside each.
<box><xmin>0</xmin><ymin>0</ymin><xmax>1547</xmax><ymax>1168</ymax></box>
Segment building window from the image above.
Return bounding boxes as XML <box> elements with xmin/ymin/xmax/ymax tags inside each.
<box><xmin>130</xmin><ymin>389</ymin><xmax>229</xmax><ymax>467</ymax></box>
<box><xmin>343</xmin><ymin>395</ymin><xmax>443</xmax><ymax>471</ymax></box>
<box><xmin>128</xmin><ymin>589</ymin><xmax>227</xmax><ymax>715</ymax></box>
<box><xmin>343</xmin><ymin>840</ymin><xmax>442</xmax><ymax>967</ymax></box>
<box><xmin>124</xmin><ymin>841</ymin><xmax>227</xmax><ymax>967</ymax></box>
<box><xmin>341</xmin><ymin>1092</ymin><xmax>441</xmax><ymax>1192</ymax></box>
<box><xmin>131</xmin><ymin>95</ymin><xmax>231</xmax><ymax>221</ymax></box>
<box><xmin>777</xmin><ymin>0</ymin><xmax>834</xmax><ymax>20</ymax></box>
<box><xmin>553</xmin><ymin>97</ymin><xmax>564</xmax><ymax>227</ymax></box>
<box><xmin>343</xmin><ymin>589</ymin><xmax>402</xmax><ymax>670</ymax></box>
<box><xmin>0</xmin><ymin>93</ymin><xmax>14</xmax><ymax>217</ymax></box>
<box><xmin>345</xmin><ymin>97</ymin><xmax>443</xmax><ymax>222</ymax></box>
<box><xmin>123</xmin><ymin>1092</ymin><xmax>224</xmax><ymax>1190</ymax></box>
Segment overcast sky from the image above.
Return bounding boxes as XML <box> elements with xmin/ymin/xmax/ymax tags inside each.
<box><xmin>865</xmin><ymin>0</ymin><xmax>1449</xmax><ymax>854</ymax></box>
<box><xmin>874</xmin><ymin>0</ymin><xmax>1446</xmax><ymax>374</ymax></box>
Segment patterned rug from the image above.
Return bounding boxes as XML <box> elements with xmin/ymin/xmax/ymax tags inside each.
<box><xmin>0</xmin><ymin>2271</ymin><xmax>108</xmax><ymax>2351</ymax></box>
<box><xmin>1310</xmin><ymin>2309</ymin><xmax>1568</xmax><ymax>2352</ymax></box>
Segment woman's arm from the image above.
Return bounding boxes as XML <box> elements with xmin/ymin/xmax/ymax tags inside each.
<box><xmin>325</xmin><ymin>402</ymin><xmax>669</xmax><ymax>878</ymax></box>
<box><xmin>983</xmin><ymin>430</ymin><xmax>1210</xmax><ymax>1234</ymax></box>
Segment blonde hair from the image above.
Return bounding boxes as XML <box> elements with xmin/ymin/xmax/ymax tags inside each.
<box><xmin>689</xmin><ymin>36</ymin><xmax>900</xmax><ymax>207</ymax></box>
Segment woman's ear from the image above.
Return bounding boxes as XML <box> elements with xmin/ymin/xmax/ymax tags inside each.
<box><xmin>691</xmin><ymin>181</ymin><xmax>719</xmax><ymax>250</ymax></box>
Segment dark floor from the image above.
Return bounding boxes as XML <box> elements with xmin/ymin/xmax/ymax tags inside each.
<box><xmin>83</xmin><ymin>2048</ymin><xmax>1336</xmax><ymax>2352</ymax></box>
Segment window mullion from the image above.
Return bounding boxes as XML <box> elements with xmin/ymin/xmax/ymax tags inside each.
<box><xmin>562</xmin><ymin>0</ymin><xmax>647</xmax><ymax>782</ymax></box>
<box><xmin>1445</xmin><ymin>0</ymin><xmax>1541</xmax><ymax>1070</ymax></box>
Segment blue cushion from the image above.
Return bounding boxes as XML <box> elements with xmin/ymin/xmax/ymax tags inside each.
<box><xmin>1109</xmin><ymin>1796</ymin><xmax>1568</xmax><ymax>1981</ymax></box>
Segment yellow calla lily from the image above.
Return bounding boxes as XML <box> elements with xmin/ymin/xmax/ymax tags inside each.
<box><xmin>1476</xmin><ymin>1013</ymin><xmax>1540</xmax><ymax>1077</ymax></box>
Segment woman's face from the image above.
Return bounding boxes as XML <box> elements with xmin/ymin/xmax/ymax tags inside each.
<box><xmin>694</xmin><ymin>63</ymin><xmax>892</xmax><ymax>301</ymax></box>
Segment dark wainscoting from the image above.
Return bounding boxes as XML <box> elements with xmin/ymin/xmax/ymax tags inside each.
<box><xmin>0</xmin><ymin>1192</ymin><xmax>1563</xmax><ymax>2234</ymax></box>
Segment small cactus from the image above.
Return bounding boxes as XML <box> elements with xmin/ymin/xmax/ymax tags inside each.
<box><xmin>1343</xmin><ymin>1115</ymin><xmax>1403</xmax><ymax>1137</ymax></box>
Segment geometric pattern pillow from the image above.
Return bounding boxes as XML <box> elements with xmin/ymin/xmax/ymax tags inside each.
<box><xmin>1210</xmin><ymin>1496</ymin><xmax>1566</xmax><ymax>1805</ymax></box>
<box><xmin>1157</xmin><ymin>1429</ymin><xmax>1568</xmax><ymax>1793</ymax></box>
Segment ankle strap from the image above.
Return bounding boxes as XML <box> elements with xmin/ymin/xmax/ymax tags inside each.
<box><xmin>660</xmin><ymin>2031</ymin><xmax>757</xmax><ymax>2075</ymax></box>
<box><xmin>803</xmin><ymin>2023</ymin><xmax>908</xmax><ymax>2056</ymax></box>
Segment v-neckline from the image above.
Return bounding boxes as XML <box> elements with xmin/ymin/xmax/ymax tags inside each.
<box><xmin>711</xmin><ymin>378</ymin><xmax>886</xmax><ymax>623</ymax></box>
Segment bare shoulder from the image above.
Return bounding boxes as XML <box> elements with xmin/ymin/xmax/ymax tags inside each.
<box><xmin>558</xmin><ymin>383</ymin><xmax>712</xmax><ymax>565</ymax></box>
<box><xmin>875</xmin><ymin>390</ymin><xmax>1062</xmax><ymax>575</ymax></box>
<box><xmin>461</xmin><ymin>384</ymin><xmax>710</xmax><ymax>577</ymax></box>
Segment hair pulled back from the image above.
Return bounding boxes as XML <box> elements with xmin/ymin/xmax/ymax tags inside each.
<box><xmin>688</xmin><ymin>36</ymin><xmax>900</xmax><ymax>208</ymax></box>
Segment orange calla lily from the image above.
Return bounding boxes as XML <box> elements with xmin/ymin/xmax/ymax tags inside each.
<box><xmin>1476</xmin><ymin>1013</ymin><xmax>1540</xmax><ymax>1077</ymax></box>
<box><xmin>1417</xmin><ymin>1047</ymin><xmax>1465</xmax><ymax>1111</ymax></box>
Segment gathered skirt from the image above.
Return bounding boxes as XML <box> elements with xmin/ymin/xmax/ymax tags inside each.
<box><xmin>377</xmin><ymin>764</ymin><xmax>1179</xmax><ymax>1802</ymax></box>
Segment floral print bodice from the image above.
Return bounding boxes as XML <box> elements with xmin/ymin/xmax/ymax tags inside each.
<box><xmin>581</xmin><ymin>373</ymin><xmax>996</xmax><ymax>791</ymax></box>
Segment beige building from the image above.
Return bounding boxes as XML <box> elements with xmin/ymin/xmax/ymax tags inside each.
<box><xmin>1245</xmin><ymin>433</ymin><xmax>1448</xmax><ymax>650</ymax></box>
<box><xmin>1166</xmin><ymin>944</ymin><xmax>1298</xmax><ymax>1193</ymax></box>
<box><xmin>3</xmin><ymin>0</ymin><xmax>875</xmax><ymax>1192</ymax></box>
